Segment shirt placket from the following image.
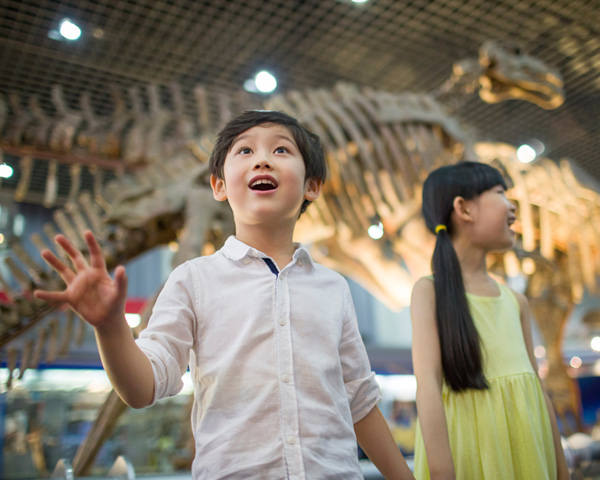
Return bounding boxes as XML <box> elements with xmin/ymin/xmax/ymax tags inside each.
<box><xmin>275</xmin><ymin>270</ymin><xmax>306</xmax><ymax>479</ymax></box>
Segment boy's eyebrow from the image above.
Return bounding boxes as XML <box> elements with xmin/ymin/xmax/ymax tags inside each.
<box><xmin>232</xmin><ymin>133</ymin><xmax>296</xmax><ymax>146</ymax></box>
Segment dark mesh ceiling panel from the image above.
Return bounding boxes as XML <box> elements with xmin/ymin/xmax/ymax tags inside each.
<box><xmin>1</xmin><ymin>0</ymin><xmax>598</xmax><ymax>189</ymax></box>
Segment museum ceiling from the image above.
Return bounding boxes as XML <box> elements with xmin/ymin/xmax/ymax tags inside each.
<box><xmin>0</xmin><ymin>0</ymin><xmax>599</xmax><ymax>194</ymax></box>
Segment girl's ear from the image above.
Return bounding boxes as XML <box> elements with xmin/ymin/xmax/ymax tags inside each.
<box><xmin>452</xmin><ymin>196</ymin><xmax>473</xmax><ymax>222</ymax></box>
<box><xmin>210</xmin><ymin>174</ymin><xmax>227</xmax><ymax>201</ymax></box>
<box><xmin>304</xmin><ymin>177</ymin><xmax>323</xmax><ymax>201</ymax></box>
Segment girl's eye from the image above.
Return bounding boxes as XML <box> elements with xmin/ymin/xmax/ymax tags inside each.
<box><xmin>238</xmin><ymin>147</ymin><xmax>252</xmax><ymax>155</ymax></box>
<box><xmin>274</xmin><ymin>146</ymin><xmax>288</xmax><ymax>154</ymax></box>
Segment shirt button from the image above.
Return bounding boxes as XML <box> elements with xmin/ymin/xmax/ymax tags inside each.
<box><xmin>282</xmin><ymin>374</ymin><xmax>290</xmax><ymax>383</ymax></box>
<box><xmin>242</xmin><ymin>258</ymin><xmax>251</xmax><ymax>265</ymax></box>
<box><xmin>279</xmin><ymin>317</ymin><xmax>287</xmax><ymax>326</ymax></box>
<box><xmin>287</xmin><ymin>436</ymin><xmax>296</xmax><ymax>445</ymax></box>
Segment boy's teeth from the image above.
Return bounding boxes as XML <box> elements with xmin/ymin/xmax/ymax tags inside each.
<box><xmin>250</xmin><ymin>179</ymin><xmax>276</xmax><ymax>190</ymax></box>
<box><xmin>252</xmin><ymin>179</ymin><xmax>274</xmax><ymax>186</ymax></box>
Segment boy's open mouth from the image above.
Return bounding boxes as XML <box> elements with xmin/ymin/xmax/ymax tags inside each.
<box><xmin>249</xmin><ymin>176</ymin><xmax>278</xmax><ymax>191</ymax></box>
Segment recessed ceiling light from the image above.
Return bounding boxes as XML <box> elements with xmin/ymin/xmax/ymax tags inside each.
<box><xmin>368</xmin><ymin>222</ymin><xmax>384</xmax><ymax>240</ymax></box>
<box><xmin>255</xmin><ymin>71</ymin><xmax>277</xmax><ymax>93</ymax></box>
<box><xmin>0</xmin><ymin>163</ymin><xmax>13</xmax><ymax>179</ymax></box>
<box><xmin>516</xmin><ymin>144</ymin><xmax>536</xmax><ymax>163</ymax></box>
<box><xmin>59</xmin><ymin>18</ymin><xmax>81</xmax><ymax>40</ymax></box>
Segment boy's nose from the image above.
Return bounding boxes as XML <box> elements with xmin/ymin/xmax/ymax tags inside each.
<box><xmin>254</xmin><ymin>159</ymin><xmax>272</xmax><ymax>169</ymax></box>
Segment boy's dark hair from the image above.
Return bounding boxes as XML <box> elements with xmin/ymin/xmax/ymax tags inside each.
<box><xmin>422</xmin><ymin>161</ymin><xmax>508</xmax><ymax>392</ymax></box>
<box><xmin>209</xmin><ymin>110</ymin><xmax>327</xmax><ymax>214</ymax></box>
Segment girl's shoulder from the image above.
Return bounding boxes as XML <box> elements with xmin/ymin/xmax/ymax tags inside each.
<box><xmin>411</xmin><ymin>276</ymin><xmax>436</xmax><ymax>302</ymax></box>
<box><xmin>414</xmin><ymin>275</ymin><xmax>434</xmax><ymax>288</ymax></box>
<box><xmin>500</xmin><ymin>284</ymin><xmax>527</xmax><ymax>314</ymax></box>
<box><xmin>410</xmin><ymin>277</ymin><xmax>437</xmax><ymax>330</ymax></box>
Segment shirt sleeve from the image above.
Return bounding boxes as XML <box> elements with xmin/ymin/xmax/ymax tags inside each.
<box><xmin>136</xmin><ymin>262</ymin><xmax>197</xmax><ymax>405</ymax></box>
<box><xmin>339</xmin><ymin>282</ymin><xmax>381</xmax><ymax>423</ymax></box>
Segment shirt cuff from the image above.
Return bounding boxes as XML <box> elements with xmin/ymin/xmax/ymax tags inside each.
<box><xmin>347</xmin><ymin>371</ymin><xmax>382</xmax><ymax>423</ymax></box>
<box><xmin>136</xmin><ymin>337</ymin><xmax>184</xmax><ymax>405</ymax></box>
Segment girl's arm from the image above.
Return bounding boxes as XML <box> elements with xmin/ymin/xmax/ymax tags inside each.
<box><xmin>354</xmin><ymin>405</ymin><xmax>415</xmax><ymax>480</ymax></box>
<box><xmin>411</xmin><ymin>277</ymin><xmax>455</xmax><ymax>480</ymax></box>
<box><xmin>515</xmin><ymin>291</ymin><xmax>571</xmax><ymax>480</ymax></box>
<box><xmin>34</xmin><ymin>231</ymin><xmax>155</xmax><ymax>408</ymax></box>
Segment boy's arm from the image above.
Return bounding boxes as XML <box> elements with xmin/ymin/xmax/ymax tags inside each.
<box><xmin>34</xmin><ymin>231</ymin><xmax>155</xmax><ymax>408</ymax></box>
<box><xmin>337</xmin><ymin>284</ymin><xmax>413</xmax><ymax>479</ymax></box>
<box><xmin>411</xmin><ymin>277</ymin><xmax>455</xmax><ymax>480</ymax></box>
<box><xmin>94</xmin><ymin>316</ymin><xmax>155</xmax><ymax>408</ymax></box>
<box><xmin>515</xmin><ymin>292</ymin><xmax>571</xmax><ymax>480</ymax></box>
<box><xmin>354</xmin><ymin>405</ymin><xmax>414</xmax><ymax>480</ymax></box>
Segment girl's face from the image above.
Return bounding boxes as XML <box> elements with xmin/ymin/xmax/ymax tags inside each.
<box><xmin>468</xmin><ymin>185</ymin><xmax>517</xmax><ymax>251</ymax></box>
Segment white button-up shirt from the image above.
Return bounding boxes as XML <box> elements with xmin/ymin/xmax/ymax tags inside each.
<box><xmin>136</xmin><ymin>236</ymin><xmax>380</xmax><ymax>479</ymax></box>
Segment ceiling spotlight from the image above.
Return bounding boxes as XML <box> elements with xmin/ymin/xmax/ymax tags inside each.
<box><xmin>591</xmin><ymin>336</ymin><xmax>600</xmax><ymax>352</ymax></box>
<box><xmin>0</xmin><ymin>163</ymin><xmax>13</xmax><ymax>179</ymax></box>
<box><xmin>368</xmin><ymin>222</ymin><xmax>384</xmax><ymax>240</ymax></box>
<box><xmin>243</xmin><ymin>78</ymin><xmax>258</xmax><ymax>93</ymax></box>
<box><xmin>255</xmin><ymin>71</ymin><xmax>277</xmax><ymax>93</ymax></box>
<box><xmin>59</xmin><ymin>18</ymin><xmax>82</xmax><ymax>40</ymax></box>
<box><xmin>516</xmin><ymin>144</ymin><xmax>536</xmax><ymax>163</ymax></box>
<box><xmin>125</xmin><ymin>313</ymin><xmax>141</xmax><ymax>329</ymax></box>
<box><xmin>528</xmin><ymin>138</ymin><xmax>545</xmax><ymax>156</ymax></box>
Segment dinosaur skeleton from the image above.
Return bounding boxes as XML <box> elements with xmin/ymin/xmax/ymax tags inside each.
<box><xmin>477</xmin><ymin>144</ymin><xmax>600</xmax><ymax>435</ymax></box>
<box><xmin>2</xmin><ymin>41</ymin><xmax>596</xmax><ymax>474</ymax></box>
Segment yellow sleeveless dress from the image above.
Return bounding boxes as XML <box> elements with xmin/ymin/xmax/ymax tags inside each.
<box><xmin>413</xmin><ymin>283</ymin><xmax>557</xmax><ymax>479</ymax></box>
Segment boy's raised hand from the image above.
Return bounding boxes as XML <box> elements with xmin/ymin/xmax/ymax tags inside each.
<box><xmin>34</xmin><ymin>230</ymin><xmax>128</xmax><ymax>330</ymax></box>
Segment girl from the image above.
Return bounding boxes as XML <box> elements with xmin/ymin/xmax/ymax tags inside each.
<box><xmin>411</xmin><ymin>161</ymin><xmax>570</xmax><ymax>479</ymax></box>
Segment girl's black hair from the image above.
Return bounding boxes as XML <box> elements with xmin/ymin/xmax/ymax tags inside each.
<box><xmin>422</xmin><ymin>161</ymin><xmax>507</xmax><ymax>392</ymax></box>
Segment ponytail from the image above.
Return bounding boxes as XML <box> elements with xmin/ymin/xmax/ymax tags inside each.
<box><xmin>432</xmin><ymin>228</ymin><xmax>488</xmax><ymax>391</ymax></box>
<box><xmin>422</xmin><ymin>161</ymin><xmax>506</xmax><ymax>392</ymax></box>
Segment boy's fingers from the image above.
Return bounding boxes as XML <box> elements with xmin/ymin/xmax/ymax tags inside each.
<box><xmin>114</xmin><ymin>265</ymin><xmax>128</xmax><ymax>291</ymax></box>
<box><xmin>55</xmin><ymin>234</ymin><xmax>89</xmax><ymax>272</ymax></box>
<box><xmin>85</xmin><ymin>231</ymin><xmax>106</xmax><ymax>270</ymax></box>
<box><xmin>33</xmin><ymin>289</ymin><xmax>68</xmax><ymax>304</ymax></box>
<box><xmin>41</xmin><ymin>250</ymin><xmax>75</xmax><ymax>284</ymax></box>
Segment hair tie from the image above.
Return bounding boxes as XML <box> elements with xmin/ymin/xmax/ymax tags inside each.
<box><xmin>435</xmin><ymin>224</ymin><xmax>447</xmax><ymax>234</ymax></box>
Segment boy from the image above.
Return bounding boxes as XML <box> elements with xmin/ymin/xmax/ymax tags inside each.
<box><xmin>34</xmin><ymin>111</ymin><xmax>413</xmax><ymax>479</ymax></box>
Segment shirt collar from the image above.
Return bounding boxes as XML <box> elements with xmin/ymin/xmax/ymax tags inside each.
<box><xmin>221</xmin><ymin>235</ymin><xmax>314</xmax><ymax>267</ymax></box>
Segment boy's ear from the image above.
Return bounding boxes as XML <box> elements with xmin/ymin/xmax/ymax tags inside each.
<box><xmin>452</xmin><ymin>196</ymin><xmax>473</xmax><ymax>222</ymax></box>
<box><xmin>210</xmin><ymin>174</ymin><xmax>227</xmax><ymax>202</ymax></box>
<box><xmin>304</xmin><ymin>178</ymin><xmax>323</xmax><ymax>201</ymax></box>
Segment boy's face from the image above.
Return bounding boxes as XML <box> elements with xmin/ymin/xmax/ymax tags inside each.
<box><xmin>210</xmin><ymin>124</ymin><xmax>322</xmax><ymax>228</ymax></box>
